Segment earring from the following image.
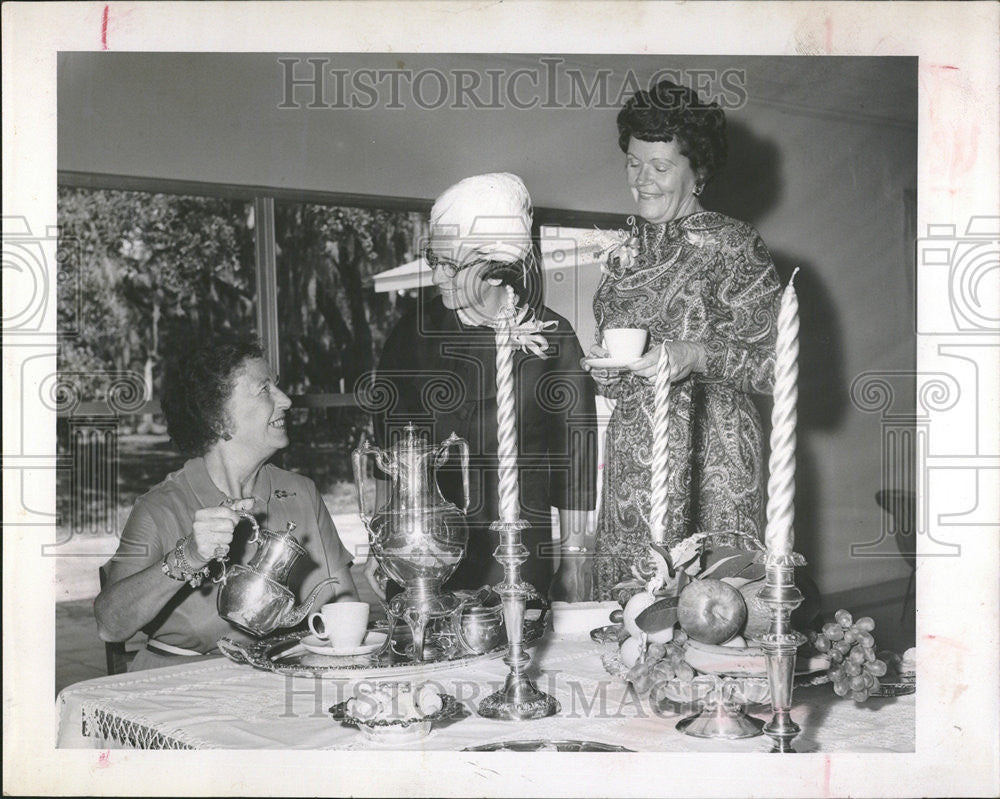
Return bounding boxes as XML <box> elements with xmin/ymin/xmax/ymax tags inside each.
<box><xmin>693</xmin><ymin>183</ymin><xmax>704</xmax><ymax>197</ymax></box>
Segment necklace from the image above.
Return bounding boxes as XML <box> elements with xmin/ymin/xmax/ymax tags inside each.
<box><xmin>457</xmin><ymin>285</ymin><xmax>516</xmax><ymax>328</ymax></box>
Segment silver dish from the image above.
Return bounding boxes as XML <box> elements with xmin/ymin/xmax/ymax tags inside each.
<box><xmin>218</xmin><ymin>615</ymin><xmax>545</xmax><ymax>679</ymax></box>
<box><xmin>329</xmin><ymin>692</ymin><xmax>465</xmax><ymax>744</ymax></box>
<box><xmin>464</xmin><ymin>739</ymin><xmax>634</xmax><ymax>752</ymax></box>
<box><xmin>590</xmin><ymin>624</ymin><xmax>627</xmax><ymax>645</ymax></box>
<box><xmin>870</xmin><ymin>681</ymin><xmax>916</xmax><ymax>697</ymax></box>
<box><xmin>329</xmin><ymin>693</ymin><xmax>463</xmax><ymax>728</ymax></box>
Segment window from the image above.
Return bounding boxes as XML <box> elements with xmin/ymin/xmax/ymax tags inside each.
<box><xmin>56</xmin><ymin>187</ymin><xmax>256</xmax><ymax>535</ymax></box>
<box><xmin>55</xmin><ymin>178</ymin><xmax>613</xmax><ymax>561</ymax></box>
<box><xmin>269</xmin><ymin>200</ymin><xmax>427</xmax><ymax>514</ymax></box>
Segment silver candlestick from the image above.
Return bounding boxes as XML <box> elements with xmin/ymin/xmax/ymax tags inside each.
<box><xmin>477</xmin><ymin>519</ymin><xmax>560</xmax><ymax>720</ymax></box>
<box><xmin>756</xmin><ymin>552</ymin><xmax>807</xmax><ymax>753</ymax></box>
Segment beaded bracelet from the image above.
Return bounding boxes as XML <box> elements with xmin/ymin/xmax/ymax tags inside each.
<box><xmin>160</xmin><ymin>537</ymin><xmax>211</xmax><ymax>588</ymax></box>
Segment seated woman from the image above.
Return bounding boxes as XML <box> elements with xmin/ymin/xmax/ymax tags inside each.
<box><xmin>95</xmin><ymin>334</ymin><xmax>358</xmax><ymax>671</ymax></box>
<box><xmin>367</xmin><ymin>173</ymin><xmax>598</xmax><ymax>602</ymax></box>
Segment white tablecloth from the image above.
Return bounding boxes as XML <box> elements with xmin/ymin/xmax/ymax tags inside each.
<box><xmin>56</xmin><ymin>634</ymin><xmax>914</xmax><ymax>752</ymax></box>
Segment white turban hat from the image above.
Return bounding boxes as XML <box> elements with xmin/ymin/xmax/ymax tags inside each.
<box><xmin>429</xmin><ymin>172</ymin><xmax>533</xmax><ymax>266</ymax></box>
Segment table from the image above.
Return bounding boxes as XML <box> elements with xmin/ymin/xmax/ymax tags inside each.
<box><xmin>56</xmin><ymin>634</ymin><xmax>914</xmax><ymax>752</ymax></box>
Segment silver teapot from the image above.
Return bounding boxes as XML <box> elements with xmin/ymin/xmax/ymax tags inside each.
<box><xmin>216</xmin><ymin>513</ymin><xmax>340</xmax><ymax>637</ymax></box>
<box><xmin>353</xmin><ymin>423</ymin><xmax>470</xmax><ymax>659</ymax></box>
<box><xmin>353</xmin><ymin>424</ymin><xmax>470</xmax><ymax>601</ymax></box>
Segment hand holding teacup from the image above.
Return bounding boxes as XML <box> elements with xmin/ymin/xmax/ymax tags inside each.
<box><xmin>582</xmin><ymin>328</ymin><xmax>649</xmax><ymax>384</ymax></box>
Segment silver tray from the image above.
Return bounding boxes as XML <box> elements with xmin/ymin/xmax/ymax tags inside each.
<box><xmin>464</xmin><ymin>739</ymin><xmax>634</xmax><ymax>752</ymax></box>
<box><xmin>219</xmin><ymin>615</ymin><xmax>545</xmax><ymax>679</ymax></box>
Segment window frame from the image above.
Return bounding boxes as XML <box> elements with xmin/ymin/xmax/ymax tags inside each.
<box><xmin>57</xmin><ymin>170</ymin><xmax>625</xmax><ymax>416</ymax></box>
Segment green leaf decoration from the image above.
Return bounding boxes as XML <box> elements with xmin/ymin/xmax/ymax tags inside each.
<box><xmin>734</xmin><ymin>561</ymin><xmax>767</xmax><ymax>582</ymax></box>
<box><xmin>649</xmin><ymin>541</ymin><xmax>675</xmax><ymax>576</ymax></box>
<box><xmin>635</xmin><ymin>596</ymin><xmax>680</xmax><ymax>634</ymax></box>
<box><xmin>701</xmin><ymin>551</ymin><xmax>757</xmax><ymax>580</ymax></box>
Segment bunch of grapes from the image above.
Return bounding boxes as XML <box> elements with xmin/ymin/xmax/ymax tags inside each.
<box><xmin>625</xmin><ymin>630</ymin><xmax>694</xmax><ymax>694</ymax></box>
<box><xmin>809</xmin><ymin>610</ymin><xmax>887</xmax><ymax>702</ymax></box>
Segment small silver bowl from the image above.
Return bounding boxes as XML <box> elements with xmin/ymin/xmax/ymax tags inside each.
<box><xmin>459</xmin><ymin>604</ymin><xmax>505</xmax><ymax>654</ymax></box>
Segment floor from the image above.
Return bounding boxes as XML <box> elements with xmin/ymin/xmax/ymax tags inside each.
<box><xmin>56</xmin><ymin>598</ymin><xmax>113</xmax><ymax>693</ymax></box>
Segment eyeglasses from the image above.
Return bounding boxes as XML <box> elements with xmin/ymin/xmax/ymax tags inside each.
<box><xmin>423</xmin><ymin>246</ymin><xmax>462</xmax><ymax>278</ymax></box>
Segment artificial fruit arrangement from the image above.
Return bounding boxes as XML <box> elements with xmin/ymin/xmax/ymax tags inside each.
<box><xmin>613</xmin><ymin>533</ymin><xmax>819</xmax><ymax>691</ymax></box>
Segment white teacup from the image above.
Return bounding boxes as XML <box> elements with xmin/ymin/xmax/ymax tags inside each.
<box><xmin>603</xmin><ymin>328</ymin><xmax>648</xmax><ymax>361</ymax></box>
<box><xmin>308</xmin><ymin>601</ymin><xmax>370</xmax><ymax>649</ymax></box>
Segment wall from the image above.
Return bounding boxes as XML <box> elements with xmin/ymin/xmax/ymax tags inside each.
<box><xmin>58</xmin><ymin>53</ymin><xmax>917</xmax><ymax>596</ymax></box>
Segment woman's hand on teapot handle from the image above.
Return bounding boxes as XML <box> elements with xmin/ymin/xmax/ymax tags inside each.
<box><xmin>189</xmin><ymin>498</ymin><xmax>254</xmax><ymax>565</ymax></box>
<box><xmin>364</xmin><ymin>557</ymin><xmax>387</xmax><ymax>601</ymax></box>
<box><xmin>628</xmin><ymin>340</ymin><xmax>707</xmax><ymax>383</ymax></box>
<box><xmin>581</xmin><ymin>344</ymin><xmax>621</xmax><ymax>388</ymax></box>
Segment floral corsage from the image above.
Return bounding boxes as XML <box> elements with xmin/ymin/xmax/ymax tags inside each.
<box><xmin>598</xmin><ymin>216</ymin><xmax>641</xmax><ymax>278</ymax></box>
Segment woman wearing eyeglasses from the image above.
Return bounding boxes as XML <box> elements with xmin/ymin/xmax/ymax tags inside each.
<box><xmin>366</xmin><ymin>173</ymin><xmax>598</xmax><ymax>603</ymax></box>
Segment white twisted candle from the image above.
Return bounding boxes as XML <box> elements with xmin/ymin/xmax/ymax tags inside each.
<box><xmin>765</xmin><ymin>269</ymin><xmax>800</xmax><ymax>555</ymax></box>
<box><xmin>649</xmin><ymin>341</ymin><xmax>672</xmax><ymax>544</ymax></box>
<box><xmin>494</xmin><ymin>313</ymin><xmax>520</xmax><ymax>523</ymax></box>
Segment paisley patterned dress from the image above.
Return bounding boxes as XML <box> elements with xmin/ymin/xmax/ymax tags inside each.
<box><xmin>592</xmin><ymin>211</ymin><xmax>780</xmax><ymax>600</ymax></box>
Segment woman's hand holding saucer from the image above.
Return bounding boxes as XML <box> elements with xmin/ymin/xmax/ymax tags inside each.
<box><xmin>581</xmin><ymin>344</ymin><xmax>624</xmax><ymax>387</ymax></box>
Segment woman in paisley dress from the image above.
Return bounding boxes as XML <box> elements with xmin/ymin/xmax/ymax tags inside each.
<box><xmin>584</xmin><ymin>80</ymin><xmax>781</xmax><ymax>600</ymax></box>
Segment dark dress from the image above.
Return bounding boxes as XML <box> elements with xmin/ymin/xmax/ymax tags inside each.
<box><xmin>372</xmin><ymin>295</ymin><xmax>598</xmax><ymax>596</ymax></box>
<box><xmin>592</xmin><ymin>212</ymin><xmax>780</xmax><ymax>600</ymax></box>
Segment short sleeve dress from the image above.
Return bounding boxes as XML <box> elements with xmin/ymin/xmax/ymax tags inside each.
<box><xmin>592</xmin><ymin>211</ymin><xmax>780</xmax><ymax>599</ymax></box>
<box><xmin>107</xmin><ymin>458</ymin><xmax>353</xmax><ymax>660</ymax></box>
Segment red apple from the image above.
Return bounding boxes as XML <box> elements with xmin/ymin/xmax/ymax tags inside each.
<box><xmin>677</xmin><ymin>578</ymin><xmax>747</xmax><ymax>645</ymax></box>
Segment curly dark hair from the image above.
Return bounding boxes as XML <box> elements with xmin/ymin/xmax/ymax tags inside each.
<box><xmin>161</xmin><ymin>333</ymin><xmax>265</xmax><ymax>457</ymax></box>
<box><xmin>616</xmin><ymin>79</ymin><xmax>728</xmax><ymax>186</ymax></box>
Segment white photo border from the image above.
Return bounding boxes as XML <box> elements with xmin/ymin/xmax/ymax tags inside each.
<box><xmin>3</xmin><ymin>2</ymin><xmax>998</xmax><ymax>796</ymax></box>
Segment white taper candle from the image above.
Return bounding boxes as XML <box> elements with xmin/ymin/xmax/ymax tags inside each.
<box><xmin>649</xmin><ymin>341</ymin><xmax>672</xmax><ymax>544</ymax></box>
<box><xmin>495</xmin><ymin>317</ymin><xmax>520</xmax><ymax>522</ymax></box>
<box><xmin>765</xmin><ymin>269</ymin><xmax>800</xmax><ymax>555</ymax></box>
